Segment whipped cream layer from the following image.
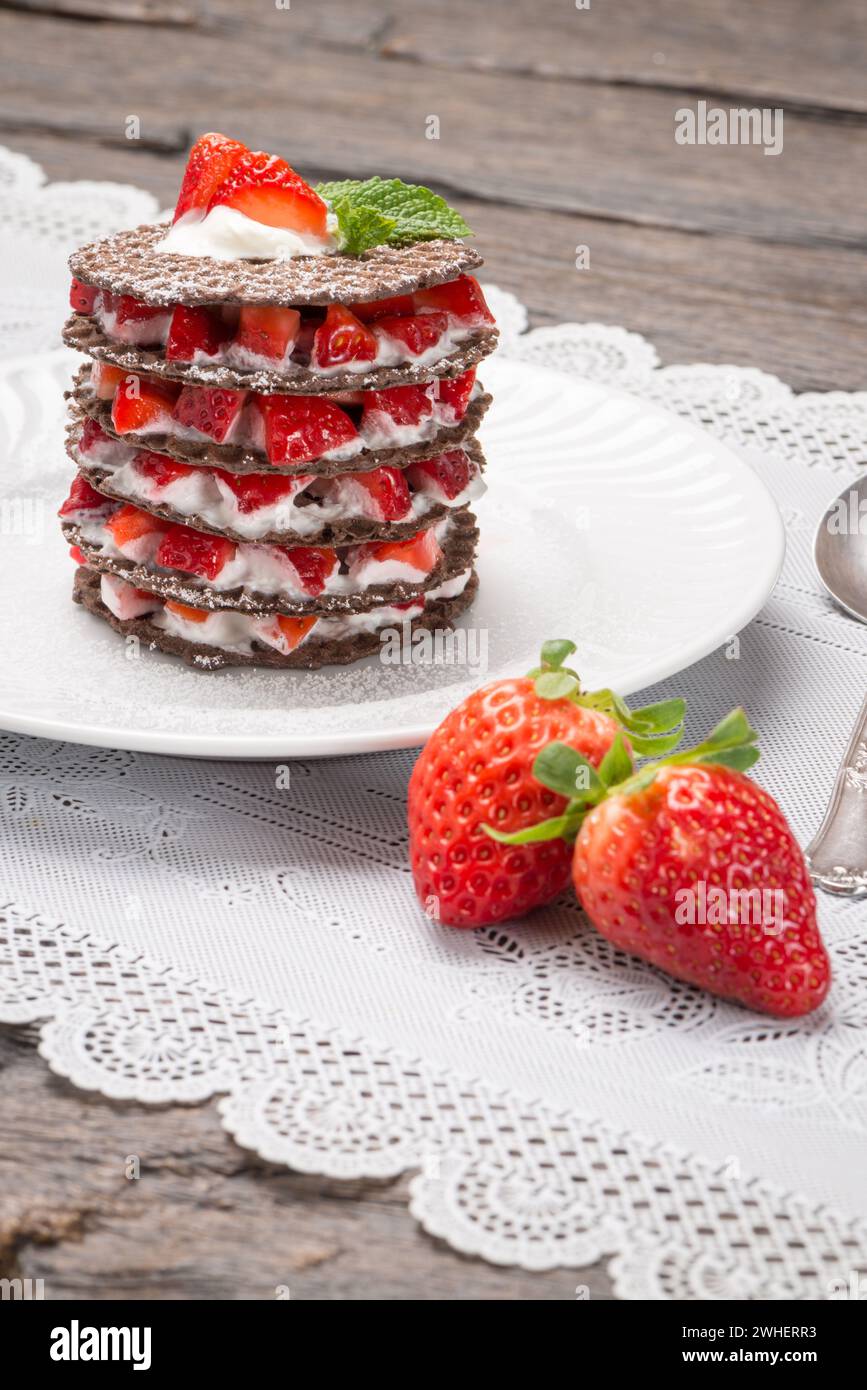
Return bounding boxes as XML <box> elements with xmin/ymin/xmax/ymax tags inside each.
<box><xmin>98</xmin><ymin>569</ymin><xmax>472</xmax><ymax>658</ymax></box>
<box><xmin>72</xmin><ymin>509</ymin><xmax>452</xmax><ymax>602</ymax></box>
<box><xmin>159</xmin><ymin>206</ymin><xmax>339</xmax><ymax>261</ymax></box>
<box><xmin>91</xmin><ymin>293</ymin><xmax>480</xmax><ymax>376</ymax></box>
<box><xmin>87</xmin><ymin>369</ymin><xmax>480</xmax><ymax>460</ymax></box>
<box><xmin>74</xmin><ymin>436</ymin><xmax>485</xmax><ymax>541</ymax></box>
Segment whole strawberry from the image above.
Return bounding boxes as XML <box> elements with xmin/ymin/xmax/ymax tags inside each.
<box><xmin>570</xmin><ymin>713</ymin><xmax>831</xmax><ymax>1017</ymax></box>
<box><xmin>408</xmin><ymin>641</ymin><xmax>684</xmax><ymax>927</ymax></box>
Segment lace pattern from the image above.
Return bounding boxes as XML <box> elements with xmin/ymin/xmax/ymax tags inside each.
<box><xmin>1</xmin><ymin>146</ymin><xmax>867</xmax><ymax>1298</ymax></box>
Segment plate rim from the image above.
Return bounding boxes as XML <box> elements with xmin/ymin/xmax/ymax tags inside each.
<box><xmin>0</xmin><ymin>351</ymin><xmax>785</xmax><ymax>759</ymax></box>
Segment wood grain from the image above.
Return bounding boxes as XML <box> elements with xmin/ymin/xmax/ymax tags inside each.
<box><xmin>381</xmin><ymin>0</ymin><xmax>867</xmax><ymax>115</ymax></box>
<box><xmin>1</xmin><ymin>10</ymin><xmax>865</xmax><ymax>248</ymax></box>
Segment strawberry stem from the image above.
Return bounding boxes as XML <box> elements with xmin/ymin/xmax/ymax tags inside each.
<box><xmin>483</xmin><ymin>705</ymin><xmax>761</xmax><ymax>848</ymax></box>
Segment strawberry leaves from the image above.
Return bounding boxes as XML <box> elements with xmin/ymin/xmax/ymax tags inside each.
<box><xmin>485</xmin><ymin>637</ymin><xmax>761</xmax><ymax>850</ymax></box>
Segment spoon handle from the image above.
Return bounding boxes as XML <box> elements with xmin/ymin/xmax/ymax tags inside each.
<box><xmin>805</xmin><ymin>692</ymin><xmax>867</xmax><ymax>896</ymax></box>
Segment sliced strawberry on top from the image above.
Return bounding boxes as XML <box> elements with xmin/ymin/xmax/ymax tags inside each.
<box><xmin>374</xmin><ymin>311</ymin><xmax>448</xmax><ymax>358</ymax></box>
<box><xmin>361</xmin><ymin>383</ymin><xmax>435</xmax><ymax>430</ymax></box>
<box><xmin>106</xmin><ymin>503</ymin><xmax>169</xmax><ymax>559</ymax></box>
<box><xmin>208</xmin><ymin>151</ymin><xmax>328</xmax><ymax>237</ymax></box>
<box><xmin>59</xmin><ymin>474</ymin><xmax>109</xmax><ymax>517</ymax></box>
<box><xmin>235</xmin><ymin>305</ymin><xmax>300</xmax><ymax>361</ymax></box>
<box><xmin>276</xmin><ymin>613</ymin><xmax>318</xmax><ymax>650</ymax></box>
<box><xmin>283</xmin><ymin>545</ymin><xmax>338</xmax><ymax>596</ymax></box>
<box><xmin>112</xmin><ymin>374</ymin><xmax>180</xmax><ymax>435</ymax></box>
<box><xmin>91</xmin><ymin>362</ymin><xmax>126</xmax><ymax>401</ymax></box>
<box><xmin>344</xmin><ymin>466</ymin><xmax>412</xmax><ymax>521</ymax></box>
<box><xmin>173</xmin><ymin>132</ymin><xmax>249</xmax><ymax>223</ymax></box>
<box><xmin>414</xmin><ymin>275</ymin><xmax>494</xmax><ymax>325</ymax></box>
<box><xmin>166</xmin><ymin>304</ymin><xmax>232</xmax><ymax>361</ymax></box>
<box><xmin>436</xmin><ymin>367</ymin><xmax>476</xmax><ymax>421</ymax></box>
<box><xmin>79</xmin><ymin>418</ymin><xmax>112</xmax><ymax>454</ymax></box>
<box><xmin>349</xmin><ymin>294</ymin><xmax>415</xmax><ymax>323</ymax></box>
<box><xmin>69</xmin><ymin>545</ymin><xmax>88</xmax><ymax>565</ymax></box>
<box><xmin>213</xmin><ymin>469</ymin><xmax>309</xmax><ymax>514</ymax></box>
<box><xmin>131</xmin><ymin>451</ymin><xmax>196</xmax><ymax>488</ymax></box>
<box><xmin>311</xmin><ymin>305</ymin><xmax>377</xmax><ymax>369</ymax></box>
<box><xmin>257</xmin><ymin>394</ymin><xmax>358</xmax><ymax>465</ymax></box>
<box><xmin>172</xmin><ymin>386</ymin><xmax>247</xmax><ymax>444</ymax></box>
<box><xmin>406</xmin><ymin>449</ymin><xmax>472</xmax><ymax>500</ymax></box>
<box><xmin>156</xmin><ymin>524</ymin><xmax>236</xmax><ymax>581</ymax></box>
<box><xmin>366</xmin><ymin>527</ymin><xmax>443</xmax><ymax>574</ymax></box>
<box><xmin>69</xmin><ymin>277</ymin><xmax>97</xmax><ymax>314</ymax></box>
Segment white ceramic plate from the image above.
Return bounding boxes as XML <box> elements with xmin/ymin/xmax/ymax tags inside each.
<box><xmin>0</xmin><ymin>350</ymin><xmax>784</xmax><ymax>759</ymax></box>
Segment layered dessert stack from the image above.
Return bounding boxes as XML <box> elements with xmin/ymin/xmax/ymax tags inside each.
<box><xmin>59</xmin><ymin>134</ymin><xmax>497</xmax><ymax>669</ymax></box>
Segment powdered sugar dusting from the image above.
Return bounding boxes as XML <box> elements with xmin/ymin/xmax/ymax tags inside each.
<box><xmin>69</xmin><ymin>224</ymin><xmax>484</xmax><ymax>307</ymax></box>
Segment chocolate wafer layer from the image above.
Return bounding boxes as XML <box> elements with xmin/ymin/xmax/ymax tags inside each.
<box><xmin>73</xmin><ymin>565</ymin><xmax>479</xmax><ymax>671</ymax></box>
<box><xmin>62</xmin><ymin>508</ymin><xmax>479</xmax><ymax>618</ymax></box>
<box><xmin>70</xmin><ymin>437</ymin><xmax>486</xmax><ymax>547</ymax></box>
<box><xmin>70</xmin><ymin>224</ymin><xmax>484</xmax><ymax>308</ymax></box>
<box><xmin>67</xmin><ymin>365</ymin><xmax>491</xmax><ymax>477</ymax></box>
<box><xmin>64</xmin><ymin>312</ymin><xmax>498</xmax><ymax>395</ymax></box>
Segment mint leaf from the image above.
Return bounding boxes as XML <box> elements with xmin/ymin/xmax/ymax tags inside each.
<box><xmin>329</xmin><ymin>195</ymin><xmax>396</xmax><ymax>256</ymax></box>
<box><xmin>316</xmin><ymin>176</ymin><xmax>472</xmax><ymax>254</ymax></box>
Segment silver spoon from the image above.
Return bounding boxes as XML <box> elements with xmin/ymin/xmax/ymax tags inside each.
<box><xmin>808</xmin><ymin>475</ymin><xmax>867</xmax><ymax>896</ymax></box>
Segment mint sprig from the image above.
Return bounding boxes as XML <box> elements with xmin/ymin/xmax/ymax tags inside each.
<box><xmin>315</xmin><ymin>176</ymin><xmax>473</xmax><ymax>256</ymax></box>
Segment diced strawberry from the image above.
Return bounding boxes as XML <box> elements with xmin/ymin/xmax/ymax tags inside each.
<box><xmin>155</xmin><ymin>525</ymin><xmax>236</xmax><ymax>581</ymax></box>
<box><xmin>257</xmin><ymin>394</ymin><xmax>358</xmax><ymax>465</ymax></box>
<box><xmin>59</xmin><ymin>475</ymin><xmax>108</xmax><ymax>517</ymax></box>
<box><xmin>407</xmin><ymin>449</ymin><xmax>472</xmax><ymax>500</ymax></box>
<box><xmin>213</xmin><ymin>469</ymin><xmax>308</xmax><ymax>515</ymax></box>
<box><xmin>111</xmin><ymin>374</ymin><xmax>180</xmax><ymax>434</ymax></box>
<box><xmin>172</xmin><ymin>386</ymin><xmax>247</xmax><ymax>443</ymax></box>
<box><xmin>283</xmin><ymin>546</ymin><xmax>338</xmax><ymax>596</ymax></box>
<box><xmin>101</xmin><ymin>573</ymin><xmax>161</xmax><ymax>621</ymax></box>
<box><xmin>91</xmin><ymin>362</ymin><xmax>126</xmax><ymax>401</ymax></box>
<box><xmin>369</xmin><ymin>528</ymin><xmax>442</xmax><ymax>573</ymax></box>
<box><xmin>436</xmin><ymin>368</ymin><xmax>476</xmax><ymax>421</ymax></box>
<box><xmin>235</xmin><ymin>305</ymin><xmax>300</xmax><ymax>361</ymax></box>
<box><xmin>361</xmin><ymin>383</ymin><xmax>435</xmax><ymax>430</ymax></box>
<box><xmin>276</xmin><ymin>613</ymin><xmax>318</xmax><ymax>650</ymax></box>
<box><xmin>164</xmin><ymin>599</ymin><xmax>210</xmax><ymax>623</ymax></box>
<box><xmin>173</xmin><ymin>132</ymin><xmax>249</xmax><ymax>223</ymax></box>
<box><xmin>79</xmin><ymin>417</ymin><xmax>111</xmax><ymax>454</ymax></box>
<box><xmin>107</xmin><ymin>503</ymin><xmax>169</xmax><ymax>552</ymax></box>
<box><xmin>104</xmin><ymin>292</ymin><xmax>167</xmax><ymax>326</ymax></box>
<box><xmin>209</xmin><ymin>151</ymin><xmax>328</xmax><ymax>237</ymax></box>
<box><xmin>349</xmin><ymin>294</ymin><xmax>415</xmax><ymax>323</ymax></box>
<box><xmin>166</xmin><ymin>304</ymin><xmax>232</xmax><ymax>361</ymax></box>
<box><xmin>414</xmin><ymin>275</ymin><xmax>494</xmax><ymax>325</ymax></box>
<box><xmin>69</xmin><ymin>545</ymin><xmax>87</xmax><ymax>565</ymax></box>
<box><xmin>392</xmin><ymin>600</ymin><xmax>423</xmax><ymax>612</ymax></box>
<box><xmin>132</xmin><ymin>451</ymin><xmax>195</xmax><ymax>488</ymax></box>
<box><xmin>375</xmin><ymin>311</ymin><xmax>448</xmax><ymax>358</ymax></box>
<box><xmin>311</xmin><ymin>305</ymin><xmax>377</xmax><ymax>369</ymax></box>
<box><xmin>70</xmin><ymin>277</ymin><xmax>97</xmax><ymax>314</ymax></box>
<box><xmin>349</xmin><ymin>466</ymin><xmax>412</xmax><ymax>521</ymax></box>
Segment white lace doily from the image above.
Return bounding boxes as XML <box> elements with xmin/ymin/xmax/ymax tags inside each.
<box><xmin>2</xmin><ymin>145</ymin><xmax>867</xmax><ymax>1300</ymax></box>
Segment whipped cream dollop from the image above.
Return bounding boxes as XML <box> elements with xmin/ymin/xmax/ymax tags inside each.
<box><xmin>159</xmin><ymin>206</ymin><xmax>338</xmax><ymax>262</ymax></box>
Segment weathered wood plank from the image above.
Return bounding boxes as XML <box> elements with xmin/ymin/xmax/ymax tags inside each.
<box><xmin>0</xmin><ymin>1029</ymin><xmax>606</xmax><ymax>1299</ymax></box>
<box><xmin>0</xmin><ymin>0</ymin><xmax>201</xmax><ymax>21</ymax></box>
<box><xmin>0</xmin><ymin>12</ymin><xmax>865</xmax><ymax>248</ymax></box>
<box><xmin>379</xmin><ymin>0</ymin><xmax>867</xmax><ymax>115</ymax></box>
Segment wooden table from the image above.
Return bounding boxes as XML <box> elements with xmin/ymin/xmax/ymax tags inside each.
<box><xmin>0</xmin><ymin>0</ymin><xmax>862</xmax><ymax>1300</ymax></box>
